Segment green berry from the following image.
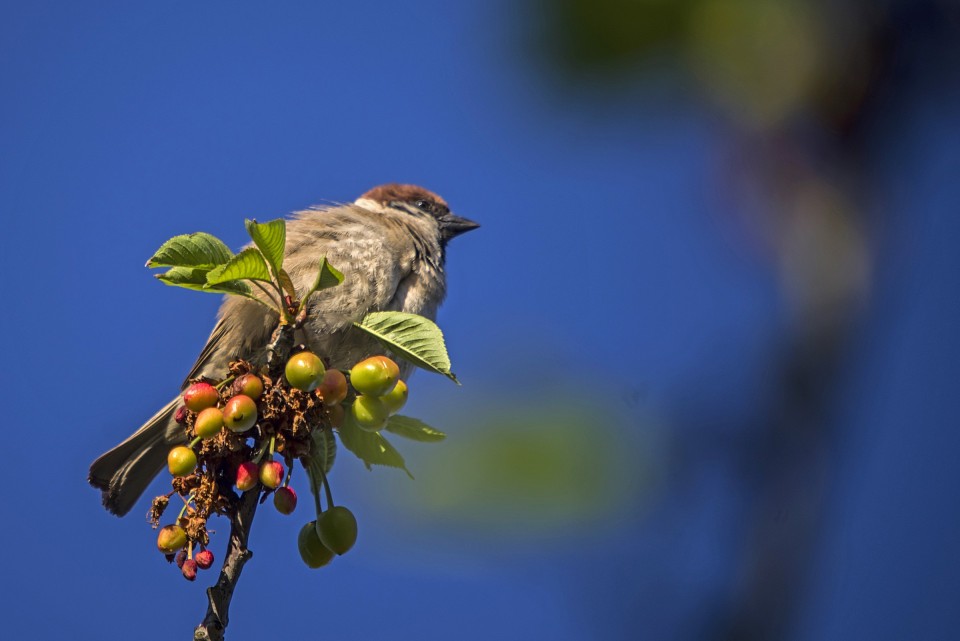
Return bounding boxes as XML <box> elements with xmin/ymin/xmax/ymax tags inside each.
<box><xmin>157</xmin><ymin>524</ymin><xmax>188</xmax><ymax>553</ymax></box>
<box><xmin>349</xmin><ymin>356</ymin><xmax>400</xmax><ymax>396</ymax></box>
<box><xmin>379</xmin><ymin>379</ymin><xmax>408</xmax><ymax>415</ymax></box>
<box><xmin>316</xmin><ymin>505</ymin><xmax>358</xmax><ymax>555</ymax></box>
<box><xmin>194</xmin><ymin>407</ymin><xmax>224</xmax><ymax>439</ymax></box>
<box><xmin>285</xmin><ymin>352</ymin><xmax>326</xmax><ymax>392</ymax></box>
<box><xmin>167</xmin><ymin>446</ymin><xmax>197</xmax><ymax>477</ymax></box>
<box><xmin>351</xmin><ymin>395</ymin><xmax>389</xmax><ymax>432</ymax></box>
<box><xmin>298</xmin><ymin>521</ymin><xmax>335</xmax><ymax>568</ymax></box>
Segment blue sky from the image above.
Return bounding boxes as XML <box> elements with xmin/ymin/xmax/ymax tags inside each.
<box><xmin>2</xmin><ymin>2</ymin><xmax>958</xmax><ymax>640</ymax></box>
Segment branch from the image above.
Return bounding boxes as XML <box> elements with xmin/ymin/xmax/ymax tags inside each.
<box><xmin>193</xmin><ymin>489</ymin><xmax>258</xmax><ymax>641</ymax></box>
<box><xmin>193</xmin><ymin>323</ymin><xmax>296</xmax><ymax>640</ymax></box>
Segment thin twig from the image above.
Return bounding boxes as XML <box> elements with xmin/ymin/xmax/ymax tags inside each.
<box><xmin>193</xmin><ymin>489</ymin><xmax>258</xmax><ymax>641</ymax></box>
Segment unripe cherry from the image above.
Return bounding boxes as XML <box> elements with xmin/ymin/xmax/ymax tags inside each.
<box><xmin>298</xmin><ymin>521</ymin><xmax>335</xmax><ymax>568</ymax></box>
<box><xmin>273</xmin><ymin>486</ymin><xmax>297</xmax><ymax>515</ymax></box>
<box><xmin>181</xmin><ymin>559</ymin><xmax>198</xmax><ymax>581</ymax></box>
<box><xmin>380</xmin><ymin>379</ymin><xmax>408</xmax><ymax>415</ymax></box>
<box><xmin>157</xmin><ymin>524</ymin><xmax>188</xmax><ymax>553</ymax></box>
<box><xmin>285</xmin><ymin>351</ymin><xmax>325</xmax><ymax>392</ymax></box>
<box><xmin>351</xmin><ymin>395</ymin><xmax>389</xmax><ymax>432</ymax></box>
<box><xmin>259</xmin><ymin>460</ymin><xmax>284</xmax><ymax>489</ymax></box>
<box><xmin>223</xmin><ymin>394</ymin><xmax>257</xmax><ymax>433</ymax></box>
<box><xmin>194</xmin><ymin>549</ymin><xmax>214</xmax><ymax>570</ymax></box>
<box><xmin>167</xmin><ymin>446</ymin><xmax>197</xmax><ymax>477</ymax></box>
<box><xmin>183</xmin><ymin>382</ymin><xmax>219</xmax><ymax>412</ymax></box>
<box><xmin>236</xmin><ymin>461</ymin><xmax>259</xmax><ymax>491</ymax></box>
<box><xmin>349</xmin><ymin>356</ymin><xmax>400</xmax><ymax>396</ymax></box>
<box><xmin>317</xmin><ymin>369</ymin><xmax>348</xmax><ymax>406</ymax></box>
<box><xmin>316</xmin><ymin>505</ymin><xmax>358</xmax><ymax>555</ymax></box>
<box><xmin>194</xmin><ymin>407</ymin><xmax>224</xmax><ymax>439</ymax></box>
<box><xmin>232</xmin><ymin>373</ymin><xmax>264</xmax><ymax>400</ymax></box>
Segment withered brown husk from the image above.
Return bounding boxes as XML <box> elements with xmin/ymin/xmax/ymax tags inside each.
<box><xmin>148</xmin><ymin>495</ymin><xmax>170</xmax><ymax>528</ymax></box>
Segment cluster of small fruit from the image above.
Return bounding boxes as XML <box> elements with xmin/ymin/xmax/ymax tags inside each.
<box><xmin>151</xmin><ymin>350</ymin><xmax>410</xmax><ymax>578</ymax></box>
<box><xmin>156</xmin><ymin>523</ymin><xmax>215</xmax><ymax>582</ymax></box>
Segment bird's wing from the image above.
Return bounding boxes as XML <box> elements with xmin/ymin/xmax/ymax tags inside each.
<box><xmin>181</xmin><ymin>316</ymin><xmax>229</xmax><ymax>388</ymax></box>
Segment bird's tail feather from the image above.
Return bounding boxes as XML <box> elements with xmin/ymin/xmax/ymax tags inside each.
<box><xmin>88</xmin><ymin>397</ymin><xmax>183</xmax><ymax>517</ymax></box>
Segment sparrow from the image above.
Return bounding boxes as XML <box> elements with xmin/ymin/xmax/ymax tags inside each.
<box><xmin>89</xmin><ymin>184</ymin><xmax>479</xmax><ymax>516</ymax></box>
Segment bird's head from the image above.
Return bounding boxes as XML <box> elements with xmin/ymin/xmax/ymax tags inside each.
<box><xmin>355</xmin><ymin>184</ymin><xmax>479</xmax><ymax>245</ymax></box>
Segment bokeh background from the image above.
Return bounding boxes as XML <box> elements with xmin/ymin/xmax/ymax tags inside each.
<box><xmin>2</xmin><ymin>1</ymin><xmax>958</xmax><ymax>639</ymax></box>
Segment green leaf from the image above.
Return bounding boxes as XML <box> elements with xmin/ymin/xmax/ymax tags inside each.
<box><xmin>303</xmin><ymin>429</ymin><xmax>337</xmax><ymax>504</ymax></box>
<box><xmin>244</xmin><ymin>218</ymin><xmax>286</xmax><ymax>276</ymax></box>
<box><xmin>337</xmin><ymin>415</ymin><xmax>412</xmax><ymax>478</ymax></box>
<box><xmin>155</xmin><ymin>266</ymin><xmax>253</xmax><ymax>296</ymax></box>
<box><xmin>354</xmin><ymin>312</ymin><xmax>458</xmax><ymax>383</ymax></box>
<box><xmin>205</xmin><ymin>248</ymin><xmax>272</xmax><ymax>286</ymax></box>
<box><xmin>299</xmin><ymin>256</ymin><xmax>344</xmax><ymax>312</ymax></box>
<box><xmin>146</xmin><ymin>233</ymin><xmax>233</xmax><ymax>269</ymax></box>
<box><xmin>308</xmin><ymin>256</ymin><xmax>344</xmax><ymax>296</ymax></box>
<box><xmin>385</xmin><ymin>415</ymin><xmax>447</xmax><ymax>442</ymax></box>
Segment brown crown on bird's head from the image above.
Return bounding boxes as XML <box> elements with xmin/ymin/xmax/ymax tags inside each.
<box><xmin>360</xmin><ymin>183</ymin><xmax>448</xmax><ymax>208</ymax></box>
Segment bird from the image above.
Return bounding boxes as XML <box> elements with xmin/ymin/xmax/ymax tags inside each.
<box><xmin>89</xmin><ymin>184</ymin><xmax>479</xmax><ymax>516</ymax></box>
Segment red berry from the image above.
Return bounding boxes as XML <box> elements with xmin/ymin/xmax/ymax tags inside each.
<box><xmin>273</xmin><ymin>486</ymin><xmax>297</xmax><ymax>515</ymax></box>
<box><xmin>317</xmin><ymin>369</ymin><xmax>348</xmax><ymax>406</ymax></box>
<box><xmin>236</xmin><ymin>461</ymin><xmax>259</xmax><ymax>491</ymax></box>
<box><xmin>194</xmin><ymin>549</ymin><xmax>214</xmax><ymax>570</ymax></box>
<box><xmin>223</xmin><ymin>394</ymin><xmax>257</xmax><ymax>433</ymax></box>
<box><xmin>175</xmin><ymin>405</ymin><xmax>188</xmax><ymax>424</ymax></box>
<box><xmin>175</xmin><ymin>549</ymin><xmax>188</xmax><ymax>568</ymax></box>
<box><xmin>259</xmin><ymin>460</ymin><xmax>284</xmax><ymax>489</ymax></box>
<box><xmin>183</xmin><ymin>382</ymin><xmax>219</xmax><ymax>412</ymax></box>
<box><xmin>181</xmin><ymin>559</ymin><xmax>198</xmax><ymax>581</ymax></box>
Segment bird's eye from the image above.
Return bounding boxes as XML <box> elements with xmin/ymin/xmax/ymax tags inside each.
<box><xmin>415</xmin><ymin>199</ymin><xmax>431</xmax><ymax>210</ymax></box>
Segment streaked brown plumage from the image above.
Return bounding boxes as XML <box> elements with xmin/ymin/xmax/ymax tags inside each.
<box><xmin>89</xmin><ymin>184</ymin><xmax>478</xmax><ymax>516</ymax></box>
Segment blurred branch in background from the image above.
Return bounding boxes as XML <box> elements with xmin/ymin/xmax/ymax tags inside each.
<box><xmin>522</xmin><ymin>0</ymin><xmax>958</xmax><ymax>639</ymax></box>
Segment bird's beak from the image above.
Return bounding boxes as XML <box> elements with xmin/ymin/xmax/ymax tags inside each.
<box><xmin>438</xmin><ymin>212</ymin><xmax>480</xmax><ymax>242</ymax></box>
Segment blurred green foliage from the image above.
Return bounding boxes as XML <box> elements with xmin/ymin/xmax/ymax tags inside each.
<box><xmin>381</xmin><ymin>398</ymin><xmax>657</xmax><ymax>540</ymax></box>
<box><xmin>541</xmin><ymin>0</ymin><xmax>692</xmax><ymax>71</ymax></box>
